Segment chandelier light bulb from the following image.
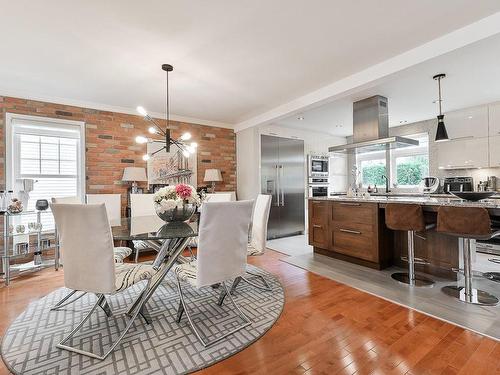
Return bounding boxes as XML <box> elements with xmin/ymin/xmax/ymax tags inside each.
<box><xmin>186</xmin><ymin>145</ymin><xmax>195</xmax><ymax>153</ymax></box>
<box><xmin>142</xmin><ymin>154</ymin><xmax>150</xmax><ymax>161</ymax></box>
<box><xmin>136</xmin><ymin>106</ymin><xmax>148</xmax><ymax>117</ymax></box>
<box><xmin>180</xmin><ymin>132</ymin><xmax>192</xmax><ymax>141</ymax></box>
<box><xmin>148</xmin><ymin>126</ymin><xmax>157</xmax><ymax>134</ymax></box>
<box><xmin>182</xmin><ymin>149</ymin><xmax>190</xmax><ymax>158</ymax></box>
<box><xmin>190</xmin><ymin>142</ymin><xmax>198</xmax><ymax>148</ymax></box>
<box><xmin>135</xmin><ymin>135</ymin><xmax>148</xmax><ymax>144</ymax></box>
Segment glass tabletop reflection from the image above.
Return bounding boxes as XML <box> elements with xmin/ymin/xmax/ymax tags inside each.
<box><xmin>111</xmin><ymin>215</ymin><xmax>198</xmax><ymax>241</ymax></box>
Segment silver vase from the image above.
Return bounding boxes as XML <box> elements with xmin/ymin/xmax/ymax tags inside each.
<box><xmin>154</xmin><ymin>202</ymin><xmax>197</xmax><ymax>223</ymax></box>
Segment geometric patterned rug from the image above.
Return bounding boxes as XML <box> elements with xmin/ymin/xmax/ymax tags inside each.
<box><xmin>1</xmin><ymin>264</ymin><xmax>284</xmax><ymax>375</ymax></box>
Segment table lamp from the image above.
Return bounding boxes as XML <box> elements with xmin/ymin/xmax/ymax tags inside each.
<box><xmin>122</xmin><ymin>167</ymin><xmax>147</xmax><ymax>194</ymax></box>
<box><xmin>204</xmin><ymin>169</ymin><xmax>222</xmax><ymax>193</ymax></box>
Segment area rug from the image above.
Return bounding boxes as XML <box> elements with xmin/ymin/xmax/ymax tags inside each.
<box><xmin>1</xmin><ymin>265</ymin><xmax>284</xmax><ymax>375</ymax></box>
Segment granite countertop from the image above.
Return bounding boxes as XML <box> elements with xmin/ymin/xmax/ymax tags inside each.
<box><xmin>310</xmin><ymin>195</ymin><xmax>500</xmax><ymax>210</ymax></box>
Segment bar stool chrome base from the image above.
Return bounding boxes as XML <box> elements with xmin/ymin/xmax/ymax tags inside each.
<box><xmin>391</xmin><ymin>272</ymin><xmax>434</xmax><ymax>287</ymax></box>
<box><xmin>441</xmin><ymin>285</ymin><xmax>498</xmax><ymax>306</ymax></box>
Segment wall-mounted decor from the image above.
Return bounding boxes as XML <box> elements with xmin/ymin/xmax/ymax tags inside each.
<box><xmin>147</xmin><ymin>141</ymin><xmax>197</xmax><ymax>186</ymax></box>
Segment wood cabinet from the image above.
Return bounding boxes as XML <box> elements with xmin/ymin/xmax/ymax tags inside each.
<box><xmin>308</xmin><ymin>200</ymin><xmax>329</xmax><ymax>249</ymax></box>
<box><xmin>308</xmin><ymin>200</ymin><xmax>391</xmax><ymax>269</ymax></box>
<box><xmin>436</xmin><ymin>136</ymin><xmax>489</xmax><ymax>169</ymax></box>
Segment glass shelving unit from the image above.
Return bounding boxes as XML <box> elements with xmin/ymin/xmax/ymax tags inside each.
<box><xmin>1</xmin><ymin>210</ymin><xmax>59</xmax><ymax>286</ymax></box>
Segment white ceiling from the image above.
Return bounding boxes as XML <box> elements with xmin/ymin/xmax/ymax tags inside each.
<box><xmin>1</xmin><ymin>1</ymin><xmax>500</xmax><ymax>127</ymax></box>
<box><xmin>276</xmin><ymin>32</ymin><xmax>500</xmax><ymax>136</ymax></box>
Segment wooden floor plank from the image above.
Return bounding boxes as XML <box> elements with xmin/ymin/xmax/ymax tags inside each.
<box><xmin>0</xmin><ymin>250</ymin><xmax>498</xmax><ymax>375</ymax></box>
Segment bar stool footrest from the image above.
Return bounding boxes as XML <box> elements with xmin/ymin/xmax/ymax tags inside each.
<box><xmin>483</xmin><ymin>272</ymin><xmax>500</xmax><ymax>283</ymax></box>
<box><xmin>451</xmin><ymin>268</ymin><xmax>484</xmax><ymax>278</ymax></box>
<box><xmin>441</xmin><ymin>285</ymin><xmax>498</xmax><ymax>306</ymax></box>
<box><xmin>391</xmin><ymin>272</ymin><xmax>434</xmax><ymax>287</ymax></box>
<box><xmin>400</xmin><ymin>256</ymin><xmax>430</xmax><ymax>266</ymax></box>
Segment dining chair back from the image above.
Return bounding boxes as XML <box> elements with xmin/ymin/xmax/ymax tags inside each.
<box><xmin>51</xmin><ymin>203</ymin><xmax>116</xmax><ymax>294</ymax></box>
<box><xmin>248</xmin><ymin>194</ymin><xmax>272</xmax><ymax>255</ymax></box>
<box><xmin>130</xmin><ymin>193</ymin><xmax>156</xmax><ymax>217</ymax></box>
<box><xmin>205</xmin><ymin>193</ymin><xmax>233</xmax><ymax>202</ymax></box>
<box><xmin>51</xmin><ymin>196</ymin><xmax>82</xmax><ymax>204</ymax></box>
<box><xmin>197</xmin><ymin>200</ymin><xmax>254</xmax><ymax>288</ymax></box>
<box><xmin>86</xmin><ymin>194</ymin><xmax>121</xmax><ymax>224</ymax></box>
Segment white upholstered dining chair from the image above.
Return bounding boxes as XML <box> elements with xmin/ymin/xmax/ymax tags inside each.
<box><xmin>174</xmin><ymin>200</ymin><xmax>254</xmax><ymax>347</ymax></box>
<box><xmin>51</xmin><ymin>203</ymin><xmax>158</xmax><ymax>360</ymax></box>
<box><xmin>86</xmin><ymin>193</ymin><xmax>122</xmax><ymax>225</ymax></box>
<box><xmin>130</xmin><ymin>193</ymin><xmax>161</xmax><ymax>261</ymax></box>
<box><xmin>50</xmin><ymin>197</ymin><xmax>132</xmax><ymax>310</ymax></box>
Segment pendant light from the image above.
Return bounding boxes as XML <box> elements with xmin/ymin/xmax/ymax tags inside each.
<box><xmin>135</xmin><ymin>64</ymin><xmax>197</xmax><ymax>161</ymax></box>
<box><xmin>433</xmin><ymin>73</ymin><xmax>449</xmax><ymax>142</ymax></box>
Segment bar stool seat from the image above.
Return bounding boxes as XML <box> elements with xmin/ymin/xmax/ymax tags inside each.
<box><xmin>385</xmin><ymin>204</ymin><xmax>434</xmax><ymax>287</ymax></box>
<box><xmin>437</xmin><ymin>206</ymin><xmax>499</xmax><ymax>306</ymax></box>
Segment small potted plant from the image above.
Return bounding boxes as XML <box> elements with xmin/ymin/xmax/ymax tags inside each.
<box><xmin>153</xmin><ymin>184</ymin><xmax>201</xmax><ymax>222</ymax></box>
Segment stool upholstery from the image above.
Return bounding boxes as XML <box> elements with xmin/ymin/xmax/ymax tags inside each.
<box><xmin>437</xmin><ymin>206</ymin><xmax>491</xmax><ymax>238</ymax></box>
<box><xmin>385</xmin><ymin>204</ymin><xmax>426</xmax><ymax>232</ymax></box>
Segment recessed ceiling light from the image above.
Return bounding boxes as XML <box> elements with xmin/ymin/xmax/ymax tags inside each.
<box><xmin>468</xmin><ymin>116</ymin><xmax>473</xmax><ymax>119</ymax></box>
<box><xmin>297</xmin><ymin>116</ymin><xmax>304</xmax><ymax>121</ymax></box>
<box><xmin>335</xmin><ymin>124</ymin><xmax>343</xmax><ymax>128</ymax></box>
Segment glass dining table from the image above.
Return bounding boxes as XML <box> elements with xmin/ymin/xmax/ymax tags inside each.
<box><xmin>110</xmin><ymin>215</ymin><xmax>198</xmax><ymax>324</ymax></box>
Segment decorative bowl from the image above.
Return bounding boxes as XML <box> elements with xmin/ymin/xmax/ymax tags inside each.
<box><xmin>451</xmin><ymin>191</ymin><xmax>496</xmax><ymax>201</ymax></box>
<box><xmin>154</xmin><ymin>202</ymin><xmax>197</xmax><ymax>222</ymax></box>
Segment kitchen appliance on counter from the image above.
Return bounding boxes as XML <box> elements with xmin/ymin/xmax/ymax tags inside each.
<box><xmin>308</xmin><ymin>155</ymin><xmax>329</xmax><ymax>177</ymax></box>
<box><xmin>487</xmin><ymin>176</ymin><xmax>497</xmax><ymax>191</ymax></box>
<box><xmin>443</xmin><ymin>177</ymin><xmax>473</xmax><ymax>194</ymax></box>
<box><xmin>261</xmin><ymin>135</ymin><xmax>305</xmax><ymax>239</ymax></box>
<box><xmin>420</xmin><ymin>176</ymin><xmax>440</xmax><ymax>194</ymax></box>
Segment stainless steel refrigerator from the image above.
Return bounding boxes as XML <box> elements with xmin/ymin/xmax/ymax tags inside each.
<box><xmin>261</xmin><ymin>135</ymin><xmax>305</xmax><ymax>239</ymax></box>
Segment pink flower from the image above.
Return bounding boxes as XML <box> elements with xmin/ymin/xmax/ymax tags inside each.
<box><xmin>175</xmin><ymin>184</ymin><xmax>193</xmax><ymax>200</ymax></box>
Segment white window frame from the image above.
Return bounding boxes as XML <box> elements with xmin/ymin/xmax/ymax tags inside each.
<box><xmin>390</xmin><ymin>133</ymin><xmax>429</xmax><ymax>189</ymax></box>
<box><xmin>356</xmin><ymin>150</ymin><xmax>387</xmax><ymax>188</ymax></box>
<box><xmin>5</xmin><ymin>113</ymin><xmax>86</xmax><ymax>198</ymax></box>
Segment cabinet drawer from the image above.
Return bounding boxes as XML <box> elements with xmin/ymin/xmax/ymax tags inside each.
<box><xmin>331</xmin><ymin>202</ymin><xmax>376</xmax><ymax>225</ymax></box>
<box><xmin>331</xmin><ymin>222</ymin><xmax>376</xmax><ymax>262</ymax></box>
<box><xmin>308</xmin><ymin>200</ymin><xmax>329</xmax><ymax>248</ymax></box>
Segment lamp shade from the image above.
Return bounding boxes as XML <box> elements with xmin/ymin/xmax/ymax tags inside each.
<box><xmin>204</xmin><ymin>169</ymin><xmax>222</xmax><ymax>182</ymax></box>
<box><xmin>122</xmin><ymin>167</ymin><xmax>147</xmax><ymax>182</ymax></box>
<box><xmin>435</xmin><ymin>115</ymin><xmax>449</xmax><ymax>142</ymax></box>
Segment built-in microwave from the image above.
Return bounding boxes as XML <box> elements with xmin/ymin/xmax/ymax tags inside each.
<box><xmin>308</xmin><ymin>155</ymin><xmax>329</xmax><ymax>177</ymax></box>
<box><xmin>308</xmin><ymin>185</ymin><xmax>329</xmax><ymax>197</ymax></box>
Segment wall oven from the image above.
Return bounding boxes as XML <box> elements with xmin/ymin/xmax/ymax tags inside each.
<box><xmin>308</xmin><ymin>155</ymin><xmax>329</xmax><ymax>177</ymax></box>
<box><xmin>308</xmin><ymin>177</ymin><xmax>330</xmax><ymax>197</ymax></box>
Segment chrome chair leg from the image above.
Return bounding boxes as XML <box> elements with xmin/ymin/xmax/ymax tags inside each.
<box><xmin>50</xmin><ymin>290</ymin><xmax>87</xmax><ymax>311</ymax></box>
<box><xmin>57</xmin><ymin>280</ymin><xmax>152</xmax><ymax>360</ymax></box>
<box><xmin>98</xmin><ymin>297</ymin><xmax>113</xmax><ymax>317</ymax></box>
<box><xmin>230</xmin><ymin>271</ymin><xmax>272</xmax><ymax>294</ymax></box>
<box><xmin>176</xmin><ymin>278</ymin><xmax>251</xmax><ymax>347</ymax></box>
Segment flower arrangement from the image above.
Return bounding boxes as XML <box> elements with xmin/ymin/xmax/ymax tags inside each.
<box><xmin>153</xmin><ymin>184</ymin><xmax>201</xmax><ymax>215</ymax></box>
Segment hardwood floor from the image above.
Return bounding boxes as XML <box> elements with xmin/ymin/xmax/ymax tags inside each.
<box><xmin>1</xmin><ymin>250</ymin><xmax>499</xmax><ymax>375</ymax></box>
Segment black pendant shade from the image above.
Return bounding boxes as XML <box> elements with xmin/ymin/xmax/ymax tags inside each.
<box><xmin>435</xmin><ymin>114</ymin><xmax>449</xmax><ymax>142</ymax></box>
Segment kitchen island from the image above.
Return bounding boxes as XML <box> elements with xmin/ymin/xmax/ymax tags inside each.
<box><xmin>308</xmin><ymin>196</ymin><xmax>500</xmax><ymax>277</ymax></box>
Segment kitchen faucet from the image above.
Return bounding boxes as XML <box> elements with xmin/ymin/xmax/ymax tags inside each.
<box><xmin>381</xmin><ymin>175</ymin><xmax>391</xmax><ymax>193</ymax></box>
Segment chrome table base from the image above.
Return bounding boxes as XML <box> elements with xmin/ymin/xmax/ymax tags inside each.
<box><xmin>441</xmin><ymin>286</ymin><xmax>499</xmax><ymax>306</ymax></box>
<box><xmin>391</xmin><ymin>272</ymin><xmax>434</xmax><ymax>287</ymax></box>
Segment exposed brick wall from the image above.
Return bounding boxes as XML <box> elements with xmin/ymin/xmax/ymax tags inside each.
<box><xmin>0</xmin><ymin>96</ymin><xmax>236</xmax><ymax>214</ymax></box>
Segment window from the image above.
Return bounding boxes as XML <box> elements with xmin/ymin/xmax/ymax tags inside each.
<box><xmin>355</xmin><ymin>133</ymin><xmax>429</xmax><ymax>189</ymax></box>
<box><xmin>6</xmin><ymin>114</ymin><xmax>85</xmax><ymax>219</ymax></box>
<box><xmin>390</xmin><ymin>134</ymin><xmax>429</xmax><ymax>188</ymax></box>
<box><xmin>356</xmin><ymin>151</ymin><xmax>387</xmax><ymax>188</ymax></box>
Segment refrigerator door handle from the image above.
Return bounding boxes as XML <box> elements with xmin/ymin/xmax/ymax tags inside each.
<box><xmin>275</xmin><ymin>165</ymin><xmax>280</xmax><ymax>206</ymax></box>
<box><xmin>279</xmin><ymin>165</ymin><xmax>284</xmax><ymax>206</ymax></box>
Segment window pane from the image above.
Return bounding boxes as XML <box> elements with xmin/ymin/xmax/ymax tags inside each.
<box><xmin>60</xmin><ymin>144</ymin><xmax>77</xmax><ymax>160</ymax></box>
<box><xmin>41</xmin><ymin>142</ymin><xmax>59</xmax><ymax>160</ymax></box>
<box><xmin>41</xmin><ymin>160</ymin><xmax>59</xmax><ymax>174</ymax></box>
<box><xmin>396</xmin><ymin>155</ymin><xmax>429</xmax><ymax>186</ymax></box>
<box><xmin>21</xmin><ymin>159</ymin><xmax>40</xmax><ymax>174</ymax></box>
<box><xmin>40</xmin><ymin>136</ymin><xmax>58</xmax><ymax>144</ymax></box>
<box><xmin>20</xmin><ymin>141</ymin><xmax>39</xmax><ymax>159</ymax></box>
<box><xmin>360</xmin><ymin>159</ymin><xmax>386</xmax><ymax>186</ymax></box>
<box><xmin>60</xmin><ymin>137</ymin><xmax>77</xmax><ymax>145</ymax></box>
<box><xmin>20</xmin><ymin>134</ymin><xmax>39</xmax><ymax>143</ymax></box>
<box><xmin>60</xmin><ymin>160</ymin><xmax>77</xmax><ymax>175</ymax></box>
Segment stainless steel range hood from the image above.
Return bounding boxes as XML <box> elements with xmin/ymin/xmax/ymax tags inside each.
<box><xmin>329</xmin><ymin>95</ymin><xmax>418</xmax><ymax>154</ymax></box>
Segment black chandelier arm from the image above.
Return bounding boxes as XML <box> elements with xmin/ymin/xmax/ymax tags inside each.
<box><xmin>144</xmin><ymin>115</ymin><xmax>167</xmax><ymax>136</ymax></box>
<box><xmin>150</xmin><ymin>146</ymin><xmax>167</xmax><ymax>157</ymax></box>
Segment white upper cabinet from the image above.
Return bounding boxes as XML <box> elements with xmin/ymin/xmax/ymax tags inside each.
<box><xmin>490</xmin><ymin>135</ymin><xmax>500</xmax><ymax>167</ymax></box>
<box><xmin>488</xmin><ymin>102</ymin><xmax>500</xmax><ymax>137</ymax></box>
<box><xmin>444</xmin><ymin>105</ymin><xmax>489</xmax><ymax>140</ymax></box>
<box><xmin>437</xmin><ymin>137</ymin><xmax>489</xmax><ymax>170</ymax></box>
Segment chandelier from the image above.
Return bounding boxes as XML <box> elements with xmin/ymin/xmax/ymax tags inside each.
<box><xmin>135</xmin><ymin>64</ymin><xmax>197</xmax><ymax>161</ymax></box>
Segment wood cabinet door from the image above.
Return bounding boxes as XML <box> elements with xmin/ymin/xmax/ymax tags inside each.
<box><xmin>308</xmin><ymin>200</ymin><xmax>329</xmax><ymax>248</ymax></box>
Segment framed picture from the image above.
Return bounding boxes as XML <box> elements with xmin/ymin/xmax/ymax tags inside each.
<box><xmin>150</xmin><ymin>184</ymin><xmax>169</xmax><ymax>193</ymax></box>
<box><xmin>146</xmin><ymin>142</ymin><xmax>197</xmax><ymax>186</ymax></box>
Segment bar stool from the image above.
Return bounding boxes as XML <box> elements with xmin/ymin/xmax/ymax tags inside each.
<box><xmin>437</xmin><ymin>206</ymin><xmax>499</xmax><ymax>306</ymax></box>
<box><xmin>385</xmin><ymin>203</ymin><xmax>434</xmax><ymax>287</ymax></box>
